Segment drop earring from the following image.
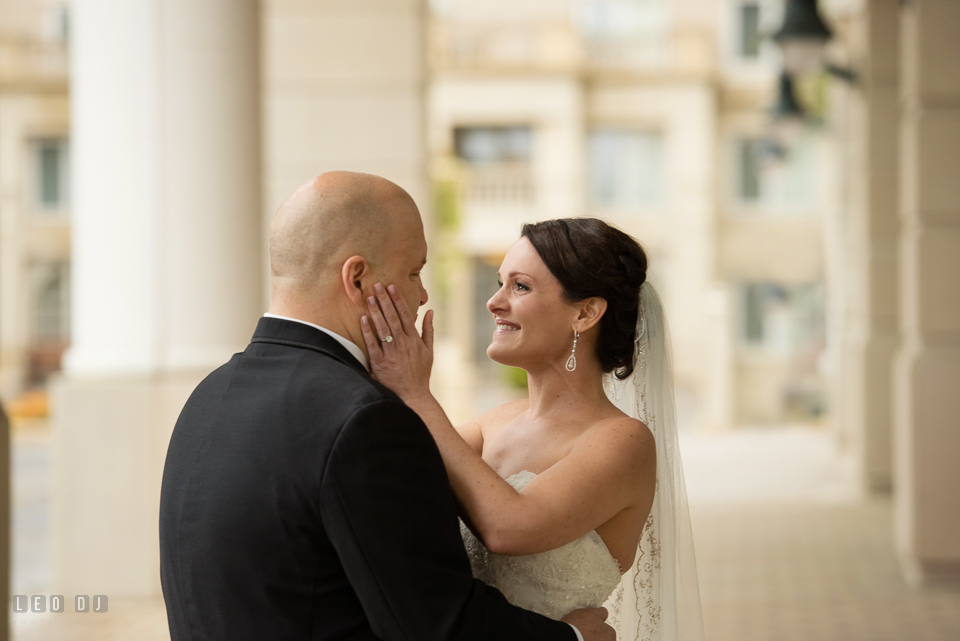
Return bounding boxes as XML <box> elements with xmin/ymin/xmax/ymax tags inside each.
<box><xmin>566</xmin><ymin>330</ymin><xmax>579</xmax><ymax>372</ymax></box>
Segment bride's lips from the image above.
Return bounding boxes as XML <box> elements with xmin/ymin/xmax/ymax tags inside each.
<box><xmin>493</xmin><ymin>319</ymin><xmax>521</xmax><ymax>336</ymax></box>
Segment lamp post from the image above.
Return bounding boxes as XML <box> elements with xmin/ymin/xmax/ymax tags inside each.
<box><xmin>772</xmin><ymin>0</ymin><xmax>856</xmax><ymax>81</ymax></box>
<box><xmin>765</xmin><ymin>0</ymin><xmax>856</xmax><ymax>151</ymax></box>
<box><xmin>772</xmin><ymin>0</ymin><xmax>833</xmax><ymax>75</ymax></box>
<box><xmin>770</xmin><ymin>70</ymin><xmax>807</xmax><ymax>145</ymax></box>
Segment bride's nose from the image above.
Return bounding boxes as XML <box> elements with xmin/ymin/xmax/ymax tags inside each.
<box><xmin>487</xmin><ymin>286</ymin><xmax>507</xmax><ymax>314</ymax></box>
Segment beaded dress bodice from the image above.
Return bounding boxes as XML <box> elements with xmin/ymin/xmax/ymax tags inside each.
<box><xmin>459</xmin><ymin>470</ymin><xmax>622</xmax><ymax>620</ymax></box>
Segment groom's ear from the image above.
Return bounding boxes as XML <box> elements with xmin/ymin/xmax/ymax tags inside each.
<box><xmin>341</xmin><ymin>255</ymin><xmax>371</xmax><ymax>308</ymax></box>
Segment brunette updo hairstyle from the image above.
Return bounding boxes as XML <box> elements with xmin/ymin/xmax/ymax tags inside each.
<box><xmin>521</xmin><ymin>218</ymin><xmax>647</xmax><ymax>379</ymax></box>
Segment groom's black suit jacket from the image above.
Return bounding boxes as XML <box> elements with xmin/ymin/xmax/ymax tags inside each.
<box><xmin>160</xmin><ymin>317</ymin><xmax>574</xmax><ymax>641</ymax></box>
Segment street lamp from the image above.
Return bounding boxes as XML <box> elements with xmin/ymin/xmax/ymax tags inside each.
<box><xmin>772</xmin><ymin>0</ymin><xmax>856</xmax><ymax>81</ymax></box>
<box><xmin>772</xmin><ymin>0</ymin><xmax>833</xmax><ymax>75</ymax></box>
<box><xmin>769</xmin><ymin>71</ymin><xmax>807</xmax><ymax>145</ymax></box>
<box><xmin>766</xmin><ymin>0</ymin><xmax>856</xmax><ymax>150</ymax></box>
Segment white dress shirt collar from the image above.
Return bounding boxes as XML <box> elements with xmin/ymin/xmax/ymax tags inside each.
<box><xmin>262</xmin><ymin>313</ymin><xmax>369</xmax><ymax>371</ymax></box>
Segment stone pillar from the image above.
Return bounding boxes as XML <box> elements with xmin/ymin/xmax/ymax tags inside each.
<box><xmin>893</xmin><ymin>0</ymin><xmax>960</xmax><ymax>584</ymax></box>
<box><xmin>53</xmin><ymin>0</ymin><xmax>261</xmax><ymax>596</ymax></box>
<box><xmin>840</xmin><ymin>0</ymin><xmax>901</xmax><ymax>492</ymax></box>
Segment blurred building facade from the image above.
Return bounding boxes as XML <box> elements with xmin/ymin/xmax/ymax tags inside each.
<box><xmin>0</xmin><ymin>0</ymin><xmax>70</xmax><ymax>403</ymax></box>
<box><xmin>427</xmin><ymin>0</ymin><xmax>834</xmax><ymax>431</ymax></box>
<box><xmin>0</xmin><ymin>0</ymin><xmax>949</xmax><ymax>607</ymax></box>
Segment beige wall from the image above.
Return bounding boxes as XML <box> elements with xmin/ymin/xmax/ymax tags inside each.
<box><xmin>263</xmin><ymin>0</ymin><xmax>428</xmax><ymax>218</ymax></box>
<box><xmin>0</xmin><ymin>94</ymin><xmax>69</xmax><ymax>400</ymax></box>
<box><xmin>0</xmin><ymin>0</ymin><xmax>68</xmax><ymax>401</ymax></box>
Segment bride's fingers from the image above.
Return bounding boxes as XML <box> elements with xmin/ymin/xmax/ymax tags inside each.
<box><xmin>386</xmin><ymin>284</ymin><xmax>416</xmax><ymax>336</ymax></box>
<box><xmin>366</xmin><ymin>295</ymin><xmax>393</xmax><ymax>344</ymax></box>
<box><xmin>423</xmin><ymin>309</ymin><xmax>435</xmax><ymax>352</ymax></box>
<box><xmin>374</xmin><ymin>283</ymin><xmax>406</xmax><ymax>338</ymax></box>
<box><xmin>360</xmin><ymin>315</ymin><xmax>382</xmax><ymax>361</ymax></box>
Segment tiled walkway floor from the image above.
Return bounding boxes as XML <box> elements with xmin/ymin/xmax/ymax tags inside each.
<box><xmin>11</xmin><ymin>425</ymin><xmax>960</xmax><ymax>640</ymax></box>
<box><xmin>693</xmin><ymin>500</ymin><xmax>960</xmax><ymax>641</ymax></box>
<box><xmin>685</xmin><ymin>428</ymin><xmax>960</xmax><ymax>641</ymax></box>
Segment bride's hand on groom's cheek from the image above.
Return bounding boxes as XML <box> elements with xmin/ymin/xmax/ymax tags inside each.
<box><xmin>360</xmin><ymin>282</ymin><xmax>434</xmax><ymax>401</ymax></box>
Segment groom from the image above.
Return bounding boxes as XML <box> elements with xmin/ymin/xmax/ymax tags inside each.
<box><xmin>159</xmin><ymin>172</ymin><xmax>613</xmax><ymax>641</ymax></box>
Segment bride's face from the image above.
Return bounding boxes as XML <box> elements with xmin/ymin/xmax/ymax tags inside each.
<box><xmin>485</xmin><ymin>238</ymin><xmax>581</xmax><ymax>371</ymax></box>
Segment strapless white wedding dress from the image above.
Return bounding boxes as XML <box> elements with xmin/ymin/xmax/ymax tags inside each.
<box><xmin>459</xmin><ymin>470</ymin><xmax>622</xmax><ymax>620</ymax></box>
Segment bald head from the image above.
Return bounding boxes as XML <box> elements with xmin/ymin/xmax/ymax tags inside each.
<box><xmin>269</xmin><ymin>171</ymin><xmax>420</xmax><ymax>292</ymax></box>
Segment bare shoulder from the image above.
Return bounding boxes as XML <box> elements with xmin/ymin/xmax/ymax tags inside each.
<box><xmin>474</xmin><ymin>398</ymin><xmax>529</xmax><ymax>439</ymax></box>
<box><xmin>580</xmin><ymin>414</ymin><xmax>656</xmax><ymax>470</ymax></box>
<box><xmin>456</xmin><ymin>398</ymin><xmax>529</xmax><ymax>454</ymax></box>
<box><xmin>479</xmin><ymin>398</ymin><xmax>530</xmax><ymax>429</ymax></box>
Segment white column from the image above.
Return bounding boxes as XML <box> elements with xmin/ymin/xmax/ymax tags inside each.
<box><xmin>53</xmin><ymin>0</ymin><xmax>261</xmax><ymax>596</ymax></box>
<box><xmin>66</xmin><ymin>0</ymin><xmax>261</xmax><ymax>377</ymax></box>
<box><xmin>894</xmin><ymin>0</ymin><xmax>960</xmax><ymax>584</ymax></box>
<box><xmin>158</xmin><ymin>0</ymin><xmax>262</xmax><ymax>370</ymax></box>
<box><xmin>63</xmin><ymin>0</ymin><xmax>161</xmax><ymax>376</ymax></box>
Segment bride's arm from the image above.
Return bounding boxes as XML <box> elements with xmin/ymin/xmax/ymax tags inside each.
<box><xmin>454</xmin><ymin>415</ymin><xmax>484</xmax><ymax>455</ymax></box>
<box><xmin>402</xmin><ymin>393</ymin><xmax>652</xmax><ymax>556</ymax></box>
<box><xmin>361</xmin><ymin>284</ymin><xmax>655</xmax><ymax>556</ymax></box>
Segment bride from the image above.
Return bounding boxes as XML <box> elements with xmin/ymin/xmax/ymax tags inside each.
<box><xmin>360</xmin><ymin>218</ymin><xmax>704</xmax><ymax>641</ymax></box>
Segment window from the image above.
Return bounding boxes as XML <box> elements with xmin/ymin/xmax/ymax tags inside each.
<box><xmin>589</xmin><ymin>128</ymin><xmax>663</xmax><ymax>208</ymax></box>
<box><xmin>737</xmin><ymin>138</ymin><xmax>764</xmax><ymax>201</ymax></box>
<box><xmin>28</xmin><ymin>262</ymin><xmax>70</xmax><ymax>385</ymax></box>
<box><xmin>454</xmin><ymin>126</ymin><xmax>531</xmax><ymax>164</ymax></box>
<box><xmin>740</xmin><ymin>282</ymin><xmax>823</xmax><ymax>352</ymax></box>
<box><xmin>34</xmin><ymin>262</ymin><xmax>70</xmax><ymax>342</ymax></box>
<box><xmin>41</xmin><ymin>5</ymin><xmax>70</xmax><ymax>43</ymax></box>
<box><xmin>34</xmin><ymin>138</ymin><xmax>69</xmax><ymax>212</ymax></box>
<box><xmin>739</xmin><ymin>3</ymin><xmax>761</xmax><ymax>58</ymax></box>
<box><xmin>734</xmin><ymin>136</ymin><xmax>814</xmax><ymax>209</ymax></box>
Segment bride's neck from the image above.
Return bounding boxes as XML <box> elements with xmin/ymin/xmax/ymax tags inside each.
<box><xmin>524</xmin><ymin>359</ymin><xmax>609</xmax><ymax>418</ymax></box>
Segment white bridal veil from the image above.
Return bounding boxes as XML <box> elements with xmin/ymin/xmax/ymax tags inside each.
<box><xmin>602</xmin><ymin>282</ymin><xmax>705</xmax><ymax>641</ymax></box>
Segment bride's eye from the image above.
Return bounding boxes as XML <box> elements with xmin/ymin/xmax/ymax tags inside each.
<box><xmin>497</xmin><ymin>279</ymin><xmax>504</xmax><ymax>288</ymax></box>
<box><xmin>515</xmin><ymin>281</ymin><xmax>529</xmax><ymax>291</ymax></box>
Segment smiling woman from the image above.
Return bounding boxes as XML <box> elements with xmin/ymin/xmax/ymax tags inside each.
<box><xmin>524</xmin><ymin>220</ymin><xmax>648</xmax><ymax>376</ymax></box>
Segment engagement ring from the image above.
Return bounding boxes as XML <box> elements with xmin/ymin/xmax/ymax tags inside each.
<box><xmin>381</xmin><ymin>336</ymin><xmax>393</xmax><ymax>343</ymax></box>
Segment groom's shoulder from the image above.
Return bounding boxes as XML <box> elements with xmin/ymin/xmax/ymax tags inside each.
<box><xmin>269</xmin><ymin>349</ymin><xmax>399</xmax><ymax>407</ymax></box>
<box><xmin>204</xmin><ymin>343</ymin><xmax>403</xmax><ymax>416</ymax></box>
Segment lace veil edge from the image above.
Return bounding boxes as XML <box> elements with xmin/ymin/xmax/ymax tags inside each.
<box><xmin>602</xmin><ymin>282</ymin><xmax>705</xmax><ymax>641</ymax></box>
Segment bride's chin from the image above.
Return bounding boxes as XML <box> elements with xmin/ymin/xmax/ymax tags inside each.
<box><xmin>485</xmin><ymin>344</ymin><xmax>514</xmax><ymax>366</ymax></box>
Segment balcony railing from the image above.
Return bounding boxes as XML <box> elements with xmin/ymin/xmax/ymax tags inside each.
<box><xmin>431</xmin><ymin>2</ymin><xmax>673</xmax><ymax>72</ymax></box>
<box><xmin>581</xmin><ymin>34</ymin><xmax>670</xmax><ymax>69</ymax></box>
<box><xmin>449</xmin><ymin>162</ymin><xmax>538</xmax><ymax>253</ymax></box>
<box><xmin>432</xmin><ymin>21</ymin><xmax>579</xmax><ymax>70</ymax></box>
<box><xmin>460</xmin><ymin>163</ymin><xmax>535</xmax><ymax>210</ymax></box>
